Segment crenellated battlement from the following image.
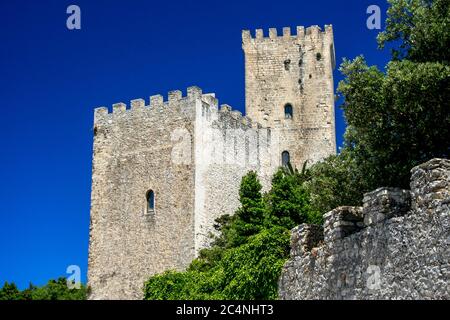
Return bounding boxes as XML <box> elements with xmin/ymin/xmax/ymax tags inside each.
<box><xmin>93</xmin><ymin>86</ymin><xmax>205</xmax><ymax>123</ymax></box>
<box><xmin>201</xmin><ymin>93</ymin><xmax>218</xmax><ymax>109</ymax></box>
<box><xmin>320</xmin><ymin>187</ymin><xmax>414</xmax><ymax>245</ymax></box>
<box><xmin>242</xmin><ymin>24</ymin><xmax>333</xmax><ymax>44</ymax></box>
<box><xmin>93</xmin><ymin>85</ymin><xmax>261</xmax><ymax>134</ymax></box>
<box><xmin>197</xmin><ymin>92</ymin><xmax>261</xmax><ymax>130</ymax></box>
<box><xmin>212</xmin><ymin>104</ymin><xmax>257</xmax><ymax>130</ymax></box>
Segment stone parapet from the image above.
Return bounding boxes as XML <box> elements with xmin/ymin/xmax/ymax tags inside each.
<box><xmin>362</xmin><ymin>188</ymin><xmax>411</xmax><ymax>226</ymax></box>
<box><xmin>279</xmin><ymin>158</ymin><xmax>450</xmax><ymax>300</ymax></box>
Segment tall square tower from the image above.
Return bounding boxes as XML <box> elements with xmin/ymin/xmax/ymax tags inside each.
<box><xmin>242</xmin><ymin>25</ymin><xmax>336</xmax><ymax>167</ymax></box>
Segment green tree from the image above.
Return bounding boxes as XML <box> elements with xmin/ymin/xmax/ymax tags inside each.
<box><xmin>143</xmin><ymin>270</ymin><xmax>212</xmax><ymax>300</ymax></box>
<box><xmin>0</xmin><ymin>282</ymin><xmax>23</xmax><ymax>300</ymax></box>
<box><xmin>305</xmin><ymin>149</ymin><xmax>368</xmax><ymax>214</ymax></box>
<box><xmin>218</xmin><ymin>227</ymin><xmax>290</xmax><ymax>300</ymax></box>
<box><xmin>305</xmin><ymin>0</ymin><xmax>450</xmax><ymax>209</ymax></box>
<box><xmin>337</xmin><ymin>55</ymin><xmax>449</xmax><ymax>190</ymax></box>
<box><xmin>265</xmin><ymin>165</ymin><xmax>321</xmax><ymax>227</ymax></box>
<box><xmin>30</xmin><ymin>278</ymin><xmax>87</xmax><ymax>300</ymax></box>
<box><xmin>227</xmin><ymin>171</ymin><xmax>266</xmax><ymax>247</ymax></box>
<box><xmin>378</xmin><ymin>0</ymin><xmax>450</xmax><ymax>63</ymax></box>
<box><xmin>144</xmin><ymin>227</ymin><xmax>290</xmax><ymax>300</ymax></box>
<box><xmin>0</xmin><ymin>278</ymin><xmax>87</xmax><ymax>300</ymax></box>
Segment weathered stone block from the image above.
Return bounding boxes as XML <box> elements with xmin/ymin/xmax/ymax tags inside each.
<box><xmin>130</xmin><ymin>98</ymin><xmax>145</xmax><ymax>110</ymax></box>
<box><xmin>324</xmin><ymin>206</ymin><xmax>363</xmax><ymax>243</ymax></box>
<box><xmin>112</xmin><ymin>102</ymin><xmax>126</xmax><ymax>114</ymax></box>
<box><xmin>363</xmin><ymin>188</ymin><xmax>411</xmax><ymax>226</ymax></box>
<box><xmin>290</xmin><ymin>224</ymin><xmax>323</xmax><ymax>256</ymax></box>
<box><xmin>411</xmin><ymin>158</ymin><xmax>450</xmax><ymax>212</ymax></box>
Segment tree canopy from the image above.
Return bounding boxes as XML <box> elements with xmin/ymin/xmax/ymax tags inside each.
<box><xmin>0</xmin><ymin>278</ymin><xmax>87</xmax><ymax>300</ymax></box>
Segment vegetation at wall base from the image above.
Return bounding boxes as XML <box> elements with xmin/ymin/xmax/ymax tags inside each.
<box><xmin>144</xmin><ymin>169</ymin><xmax>318</xmax><ymax>300</ymax></box>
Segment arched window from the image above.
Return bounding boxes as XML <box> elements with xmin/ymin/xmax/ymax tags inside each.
<box><xmin>146</xmin><ymin>190</ymin><xmax>155</xmax><ymax>214</ymax></box>
<box><xmin>282</xmin><ymin>151</ymin><xmax>290</xmax><ymax>167</ymax></box>
<box><xmin>284</xmin><ymin>103</ymin><xmax>293</xmax><ymax>119</ymax></box>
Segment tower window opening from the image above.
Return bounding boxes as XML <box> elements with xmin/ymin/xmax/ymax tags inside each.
<box><xmin>146</xmin><ymin>190</ymin><xmax>155</xmax><ymax>214</ymax></box>
<box><xmin>282</xmin><ymin>151</ymin><xmax>290</xmax><ymax>167</ymax></box>
<box><xmin>284</xmin><ymin>103</ymin><xmax>293</xmax><ymax>119</ymax></box>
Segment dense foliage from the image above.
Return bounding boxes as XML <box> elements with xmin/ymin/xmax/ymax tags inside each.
<box><xmin>338</xmin><ymin>57</ymin><xmax>449</xmax><ymax>189</ymax></box>
<box><xmin>305</xmin><ymin>0</ymin><xmax>449</xmax><ymax>211</ymax></box>
<box><xmin>0</xmin><ymin>278</ymin><xmax>87</xmax><ymax>300</ymax></box>
<box><xmin>377</xmin><ymin>0</ymin><xmax>449</xmax><ymax>63</ymax></box>
<box><xmin>305</xmin><ymin>149</ymin><xmax>367</xmax><ymax>214</ymax></box>
<box><xmin>145</xmin><ymin>227</ymin><xmax>290</xmax><ymax>300</ymax></box>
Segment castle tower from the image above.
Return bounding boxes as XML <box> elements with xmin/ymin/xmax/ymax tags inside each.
<box><xmin>88</xmin><ymin>90</ymin><xmax>201</xmax><ymax>300</ymax></box>
<box><xmin>242</xmin><ymin>25</ymin><xmax>336</xmax><ymax>167</ymax></box>
<box><xmin>88</xmin><ymin>24</ymin><xmax>337</xmax><ymax>300</ymax></box>
<box><xmin>87</xmin><ymin>87</ymin><xmax>275</xmax><ymax>299</ymax></box>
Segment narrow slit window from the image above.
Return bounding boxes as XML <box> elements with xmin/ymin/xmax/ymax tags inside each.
<box><xmin>146</xmin><ymin>190</ymin><xmax>155</xmax><ymax>213</ymax></box>
<box><xmin>282</xmin><ymin>151</ymin><xmax>290</xmax><ymax>167</ymax></box>
<box><xmin>284</xmin><ymin>103</ymin><xmax>293</xmax><ymax>119</ymax></box>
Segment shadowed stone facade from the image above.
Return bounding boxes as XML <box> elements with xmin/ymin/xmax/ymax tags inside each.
<box><xmin>88</xmin><ymin>25</ymin><xmax>336</xmax><ymax>299</ymax></box>
<box><xmin>279</xmin><ymin>158</ymin><xmax>450</xmax><ymax>300</ymax></box>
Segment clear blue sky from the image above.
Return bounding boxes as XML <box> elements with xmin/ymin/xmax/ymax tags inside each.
<box><xmin>0</xmin><ymin>0</ymin><xmax>390</xmax><ymax>289</ymax></box>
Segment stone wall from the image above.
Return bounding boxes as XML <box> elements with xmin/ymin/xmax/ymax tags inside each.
<box><xmin>279</xmin><ymin>158</ymin><xmax>450</xmax><ymax>300</ymax></box>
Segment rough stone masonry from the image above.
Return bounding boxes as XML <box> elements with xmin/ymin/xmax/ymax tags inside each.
<box><xmin>279</xmin><ymin>158</ymin><xmax>450</xmax><ymax>300</ymax></box>
<box><xmin>88</xmin><ymin>25</ymin><xmax>336</xmax><ymax>299</ymax></box>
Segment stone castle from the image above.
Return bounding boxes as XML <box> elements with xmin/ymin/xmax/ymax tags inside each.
<box><xmin>88</xmin><ymin>25</ymin><xmax>337</xmax><ymax>299</ymax></box>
